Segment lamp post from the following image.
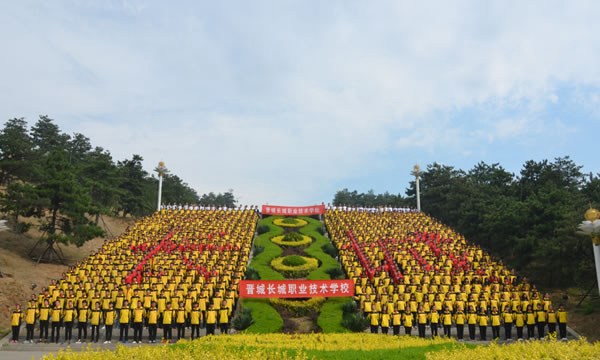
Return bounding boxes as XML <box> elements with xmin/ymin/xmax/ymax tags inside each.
<box><xmin>155</xmin><ymin>161</ymin><xmax>168</xmax><ymax>212</ymax></box>
<box><xmin>411</xmin><ymin>164</ymin><xmax>421</xmax><ymax>212</ymax></box>
<box><xmin>577</xmin><ymin>207</ymin><xmax>600</xmax><ymax>295</ymax></box>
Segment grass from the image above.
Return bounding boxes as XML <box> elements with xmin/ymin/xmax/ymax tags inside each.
<box><xmin>317</xmin><ymin>297</ymin><xmax>350</xmax><ymax>333</ymax></box>
<box><xmin>251</xmin><ymin>216</ymin><xmax>285</xmax><ymax>280</ymax></box>
<box><xmin>241</xmin><ymin>299</ymin><xmax>284</xmax><ymax>333</ymax></box>
<box><xmin>300</xmin><ymin>216</ymin><xmax>341</xmax><ymax>281</ymax></box>
<box><xmin>303</xmin><ymin>343</ymin><xmax>471</xmax><ymax>360</ymax></box>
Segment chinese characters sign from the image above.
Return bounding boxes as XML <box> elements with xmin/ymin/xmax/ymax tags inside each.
<box><xmin>239</xmin><ymin>280</ymin><xmax>354</xmax><ymax>298</ymax></box>
<box><xmin>261</xmin><ymin>204</ymin><xmax>326</xmax><ymax>216</ymax></box>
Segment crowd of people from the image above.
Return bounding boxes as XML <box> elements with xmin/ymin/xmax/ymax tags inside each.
<box><xmin>325</xmin><ymin>208</ymin><xmax>568</xmax><ymax>341</ymax></box>
<box><xmin>9</xmin><ymin>208</ymin><xmax>258</xmax><ymax>344</ymax></box>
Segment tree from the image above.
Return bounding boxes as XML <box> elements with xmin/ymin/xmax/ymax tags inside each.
<box><xmin>79</xmin><ymin>147</ymin><xmax>122</xmax><ymax>224</ymax></box>
<box><xmin>0</xmin><ymin>118</ymin><xmax>34</xmax><ymax>184</ymax></box>
<box><xmin>117</xmin><ymin>155</ymin><xmax>154</xmax><ymax>216</ymax></box>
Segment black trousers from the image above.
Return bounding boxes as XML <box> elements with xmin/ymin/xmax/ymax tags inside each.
<box><xmin>105</xmin><ymin>324</ymin><xmax>113</xmax><ymax>341</ymax></box>
<box><xmin>392</xmin><ymin>325</ymin><xmax>400</xmax><ymax>335</ymax></box>
<box><xmin>504</xmin><ymin>323</ymin><xmax>513</xmax><ymax>340</ymax></box>
<box><xmin>548</xmin><ymin>323</ymin><xmax>556</xmax><ymax>335</ymax></box>
<box><xmin>176</xmin><ymin>323</ymin><xmax>185</xmax><ymax>339</ymax></box>
<box><xmin>12</xmin><ymin>325</ymin><xmax>20</xmax><ymax>341</ymax></box>
<box><xmin>39</xmin><ymin>320</ymin><xmax>49</xmax><ymax>340</ymax></box>
<box><xmin>527</xmin><ymin>324</ymin><xmax>535</xmax><ymax>339</ymax></box>
<box><xmin>119</xmin><ymin>323</ymin><xmax>129</xmax><ymax>341</ymax></box>
<box><xmin>537</xmin><ymin>322</ymin><xmax>546</xmax><ymax>338</ymax></box>
<box><xmin>381</xmin><ymin>326</ymin><xmax>389</xmax><ymax>335</ymax></box>
<box><xmin>190</xmin><ymin>324</ymin><xmax>200</xmax><ymax>339</ymax></box>
<box><xmin>163</xmin><ymin>324</ymin><xmax>172</xmax><ymax>340</ymax></box>
<box><xmin>220</xmin><ymin>322</ymin><xmax>228</xmax><ymax>334</ymax></box>
<box><xmin>133</xmin><ymin>322</ymin><xmax>143</xmax><ymax>342</ymax></box>
<box><xmin>78</xmin><ymin>322</ymin><xmax>87</xmax><ymax>340</ymax></box>
<box><xmin>492</xmin><ymin>325</ymin><xmax>500</xmax><ymax>339</ymax></box>
<box><xmin>51</xmin><ymin>322</ymin><xmax>61</xmax><ymax>343</ymax></box>
<box><xmin>443</xmin><ymin>325</ymin><xmax>451</xmax><ymax>338</ymax></box>
<box><xmin>91</xmin><ymin>325</ymin><xmax>100</xmax><ymax>342</ymax></box>
<box><xmin>479</xmin><ymin>325</ymin><xmax>487</xmax><ymax>340</ymax></box>
<box><xmin>148</xmin><ymin>324</ymin><xmax>157</xmax><ymax>341</ymax></box>
<box><xmin>206</xmin><ymin>323</ymin><xmax>215</xmax><ymax>335</ymax></box>
<box><xmin>468</xmin><ymin>324</ymin><xmax>476</xmax><ymax>340</ymax></box>
<box><xmin>456</xmin><ymin>324</ymin><xmax>464</xmax><ymax>340</ymax></box>
<box><xmin>404</xmin><ymin>326</ymin><xmax>412</xmax><ymax>335</ymax></box>
<box><xmin>431</xmin><ymin>323</ymin><xmax>439</xmax><ymax>337</ymax></box>
<box><xmin>370</xmin><ymin>325</ymin><xmax>378</xmax><ymax>333</ymax></box>
<box><xmin>558</xmin><ymin>323</ymin><xmax>567</xmax><ymax>339</ymax></box>
<box><xmin>516</xmin><ymin>326</ymin><xmax>524</xmax><ymax>339</ymax></box>
<box><xmin>64</xmin><ymin>321</ymin><xmax>73</xmax><ymax>341</ymax></box>
<box><xmin>418</xmin><ymin>324</ymin><xmax>426</xmax><ymax>338</ymax></box>
<box><xmin>26</xmin><ymin>324</ymin><xmax>35</xmax><ymax>341</ymax></box>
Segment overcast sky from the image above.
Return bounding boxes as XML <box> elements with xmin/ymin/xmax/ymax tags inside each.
<box><xmin>1</xmin><ymin>1</ymin><xmax>599</xmax><ymax>206</ymax></box>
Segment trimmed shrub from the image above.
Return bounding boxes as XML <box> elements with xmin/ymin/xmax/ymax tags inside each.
<box><xmin>271</xmin><ymin>256</ymin><xmax>319</xmax><ymax>278</ymax></box>
<box><xmin>282</xmin><ymin>255</ymin><xmax>307</xmax><ymax>267</ymax></box>
<box><xmin>256</xmin><ymin>224</ymin><xmax>270</xmax><ymax>235</ymax></box>
<box><xmin>245</xmin><ymin>267</ymin><xmax>260</xmax><ymax>280</ymax></box>
<box><xmin>232</xmin><ymin>307</ymin><xmax>254</xmax><ymax>330</ymax></box>
<box><xmin>273</xmin><ymin>217</ymin><xmax>309</xmax><ymax>228</ymax></box>
<box><xmin>321</xmin><ymin>243</ymin><xmax>338</xmax><ymax>258</ymax></box>
<box><xmin>325</xmin><ymin>267</ymin><xmax>345</xmax><ymax>280</ymax></box>
<box><xmin>342</xmin><ymin>313</ymin><xmax>369</xmax><ymax>332</ymax></box>
<box><xmin>269</xmin><ymin>297</ymin><xmax>326</xmax><ymax>317</ymax></box>
<box><xmin>271</xmin><ymin>234</ymin><xmax>313</xmax><ymax>247</ymax></box>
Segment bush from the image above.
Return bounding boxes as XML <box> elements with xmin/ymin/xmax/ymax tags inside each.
<box><xmin>271</xmin><ymin>234</ymin><xmax>313</xmax><ymax>247</ymax></box>
<box><xmin>283</xmin><ymin>232</ymin><xmax>303</xmax><ymax>241</ymax></box>
<box><xmin>342</xmin><ymin>313</ymin><xmax>369</xmax><ymax>332</ymax></box>
<box><xmin>253</xmin><ymin>244</ymin><xmax>264</xmax><ymax>256</ymax></box>
<box><xmin>273</xmin><ymin>217</ymin><xmax>308</xmax><ymax>228</ymax></box>
<box><xmin>341</xmin><ymin>300</ymin><xmax>358</xmax><ymax>315</ymax></box>
<box><xmin>271</xmin><ymin>256</ymin><xmax>319</xmax><ymax>278</ymax></box>
<box><xmin>232</xmin><ymin>307</ymin><xmax>254</xmax><ymax>330</ymax></box>
<box><xmin>321</xmin><ymin>243</ymin><xmax>338</xmax><ymax>258</ymax></box>
<box><xmin>325</xmin><ymin>267</ymin><xmax>345</xmax><ymax>279</ymax></box>
<box><xmin>245</xmin><ymin>267</ymin><xmax>260</xmax><ymax>280</ymax></box>
<box><xmin>269</xmin><ymin>297</ymin><xmax>325</xmax><ymax>317</ymax></box>
<box><xmin>282</xmin><ymin>255</ymin><xmax>307</xmax><ymax>267</ymax></box>
<box><xmin>256</xmin><ymin>224</ymin><xmax>270</xmax><ymax>235</ymax></box>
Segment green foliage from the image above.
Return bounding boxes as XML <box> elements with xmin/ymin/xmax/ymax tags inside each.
<box><xmin>340</xmin><ymin>158</ymin><xmax>600</xmax><ymax>289</ymax></box>
<box><xmin>244</xmin><ymin>267</ymin><xmax>260</xmax><ymax>280</ymax></box>
<box><xmin>242</xmin><ymin>299</ymin><xmax>283</xmax><ymax>333</ymax></box>
<box><xmin>325</xmin><ymin>267</ymin><xmax>345</xmax><ymax>279</ymax></box>
<box><xmin>282</xmin><ymin>217</ymin><xmax>300</xmax><ymax>224</ymax></box>
<box><xmin>299</xmin><ymin>217</ymin><xmax>342</xmax><ymax>280</ymax></box>
<box><xmin>250</xmin><ymin>217</ymin><xmax>285</xmax><ymax>280</ymax></box>
<box><xmin>318</xmin><ymin>297</ymin><xmax>350</xmax><ymax>333</ymax></box>
<box><xmin>271</xmin><ymin>256</ymin><xmax>319</xmax><ymax>278</ymax></box>
<box><xmin>256</xmin><ymin>224</ymin><xmax>270</xmax><ymax>235</ymax></box>
<box><xmin>281</xmin><ymin>255</ymin><xmax>308</xmax><ymax>266</ymax></box>
<box><xmin>269</xmin><ymin>297</ymin><xmax>325</xmax><ymax>317</ymax></box>
<box><xmin>341</xmin><ymin>300</ymin><xmax>358</xmax><ymax>315</ymax></box>
<box><xmin>198</xmin><ymin>190</ymin><xmax>236</xmax><ymax>208</ymax></box>
<box><xmin>321</xmin><ymin>243</ymin><xmax>338</xmax><ymax>258</ymax></box>
<box><xmin>283</xmin><ymin>232</ymin><xmax>303</xmax><ymax>241</ymax></box>
<box><xmin>342</xmin><ymin>312</ymin><xmax>369</xmax><ymax>332</ymax></box>
<box><xmin>232</xmin><ymin>307</ymin><xmax>254</xmax><ymax>330</ymax></box>
<box><xmin>333</xmin><ymin>188</ymin><xmax>408</xmax><ymax>208</ymax></box>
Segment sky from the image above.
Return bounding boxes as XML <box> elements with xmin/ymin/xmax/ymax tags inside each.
<box><xmin>1</xmin><ymin>1</ymin><xmax>600</xmax><ymax>206</ymax></box>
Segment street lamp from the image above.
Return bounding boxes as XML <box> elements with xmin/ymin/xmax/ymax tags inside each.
<box><xmin>577</xmin><ymin>207</ymin><xmax>600</xmax><ymax>295</ymax></box>
<box><xmin>411</xmin><ymin>164</ymin><xmax>421</xmax><ymax>212</ymax></box>
<box><xmin>155</xmin><ymin>161</ymin><xmax>168</xmax><ymax>212</ymax></box>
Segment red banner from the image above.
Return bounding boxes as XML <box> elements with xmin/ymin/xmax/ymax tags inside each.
<box><xmin>239</xmin><ymin>280</ymin><xmax>354</xmax><ymax>298</ymax></box>
<box><xmin>262</xmin><ymin>204</ymin><xmax>325</xmax><ymax>216</ymax></box>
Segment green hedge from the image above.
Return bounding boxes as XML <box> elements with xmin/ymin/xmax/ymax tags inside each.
<box><xmin>318</xmin><ymin>297</ymin><xmax>351</xmax><ymax>333</ymax></box>
<box><xmin>251</xmin><ymin>216</ymin><xmax>285</xmax><ymax>280</ymax></box>
<box><xmin>241</xmin><ymin>299</ymin><xmax>283</xmax><ymax>333</ymax></box>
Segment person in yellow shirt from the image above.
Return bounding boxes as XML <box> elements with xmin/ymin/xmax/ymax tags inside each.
<box><xmin>189</xmin><ymin>302</ymin><xmax>202</xmax><ymax>340</ymax></box>
<box><xmin>176</xmin><ymin>300</ymin><xmax>187</xmax><ymax>339</ymax></box>
<box><xmin>38</xmin><ymin>298</ymin><xmax>51</xmax><ymax>342</ymax></box>
<box><xmin>90</xmin><ymin>301</ymin><xmax>102</xmax><ymax>343</ymax></box>
<box><xmin>161</xmin><ymin>302</ymin><xmax>175</xmax><ymax>341</ymax></box>
<box><xmin>441</xmin><ymin>307</ymin><xmax>453</xmax><ymax>338</ymax></box>
<box><xmin>454</xmin><ymin>307</ymin><xmax>466</xmax><ymax>341</ymax></box>
<box><xmin>535</xmin><ymin>304</ymin><xmax>547</xmax><ymax>339</ymax></box>
<box><xmin>416</xmin><ymin>305</ymin><xmax>428</xmax><ymax>338</ymax></box>
<box><xmin>502</xmin><ymin>307</ymin><xmax>514</xmax><ymax>340</ymax></box>
<box><xmin>478</xmin><ymin>309</ymin><xmax>489</xmax><ymax>341</ymax></box>
<box><xmin>132</xmin><ymin>300</ymin><xmax>146</xmax><ymax>344</ymax></box>
<box><xmin>546</xmin><ymin>305</ymin><xmax>557</xmax><ymax>337</ymax></box>
<box><xmin>392</xmin><ymin>309</ymin><xmax>402</xmax><ymax>336</ymax></box>
<box><xmin>25</xmin><ymin>300</ymin><xmax>38</xmax><ymax>343</ymax></box>
<box><xmin>219</xmin><ymin>300</ymin><xmax>230</xmax><ymax>334</ymax></box>
<box><xmin>206</xmin><ymin>304</ymin><xmax>217</xmax><ymax>336</ymax></box>
<box><xmin>402</xmin><ymin>309</ymin><xmax>414</xmax><ymax>336</ymax></box>
<box><xmin>104</xmin><ymin>302</ymin><xmax>117</xmax><ymax>344</ymax></box>
<box><xmin>429</xmin><ymin>306</ymin><xmax>440</xmax><ymax>337</ymax></box>
<box><xmin>76</xmin><ymin>300</ymin><xmax>89</xmax><ymax>343</ymax></box>
<box><xmin>119</xmin><ymin>299</ymin><xmax>131</xmax><ymax>343</ymax></box>
<box><xmin>557</xmin><ymin>304</ymin><xmax>568</xmax><ymax>340</ymax></box>
<box><xmin>368</xmin><ymin>311</ymin><xmax>380</xmax><ymax>334</ymax></box>
<box><xmin>10</xmin><ymin>304</ymin><xmax>23</xmax><ymax>343</ymax></box>
<box><xmin>514</xmin><ymin>308</ymin><xmax>525</xmax><ymax>341</ymax></box>
<box><xmin>525</xmin><ymin>305</ymin><xmax>536</xmax><ymax>340</ymax></box>
<box><xmin>146</xmin><ymin>301</ymin><xmax>159</xmax><ymax>343</ymax></box>
<box><xmin>380</xmin><ymin>306</ymin><xmax>391</xmax><ymax>335</ymax></box>
<box><xmin>50</xmin><ymin>300</ymin><xmax>63</xmax><ymax>343</ymax></box>
<box><xmin>490</xmin><ymin>307</ymin><xmax>501</xmax><ymax>340</ymax></box>
<box><xmin>63</xmin><ymin>300</ymin><xmax>76</xmax><ymax>344</ymax></box>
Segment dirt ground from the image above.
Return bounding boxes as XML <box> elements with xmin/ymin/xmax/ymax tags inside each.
<box><xmin>0</xmin><ymin>215</ymin><xmax>133</xmax><ymax>334</ymax></box>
